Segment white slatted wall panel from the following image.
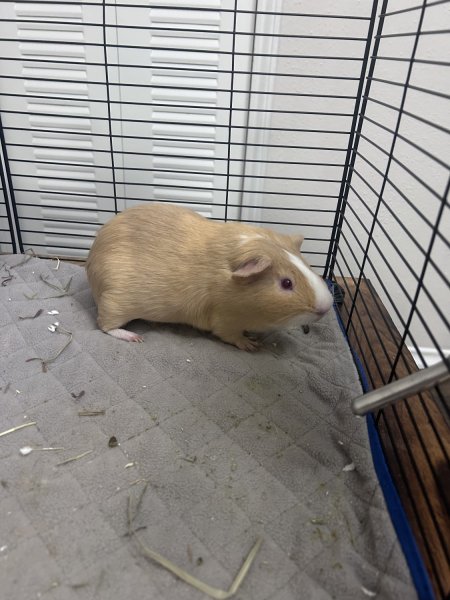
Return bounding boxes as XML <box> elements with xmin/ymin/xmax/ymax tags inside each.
<box><xmin>0</xmin><ymin>1</ymin><xmax>114</xmax><ymax>258</ymax></box>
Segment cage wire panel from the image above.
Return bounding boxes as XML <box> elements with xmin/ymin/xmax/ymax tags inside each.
<box><xmin>328</xmin><ymin>1</ymin><xmax>450</xmax><ymax>597</ymax></box>
<box><xmin>0</xmin><ymin>0</ymin><xmax>449</xmax><ymax>598</ymax></box>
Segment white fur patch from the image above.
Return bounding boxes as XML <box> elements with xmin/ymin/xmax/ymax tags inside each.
<box><xmin>285</xmin><ymin>251</ymin><xmax>333</xmax><ymax>314</ymax></box>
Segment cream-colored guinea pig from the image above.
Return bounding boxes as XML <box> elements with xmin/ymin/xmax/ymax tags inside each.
<box><xmin>86</xmin><ymin>203</ymin><xmax>333</xmax><ymax>350</ymax></box>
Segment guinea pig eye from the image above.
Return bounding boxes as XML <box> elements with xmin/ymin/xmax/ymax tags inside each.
<box><xmin>281</xmin><ymin>278</ymin><xmax>293</xmax><ymax>290</ymax></box>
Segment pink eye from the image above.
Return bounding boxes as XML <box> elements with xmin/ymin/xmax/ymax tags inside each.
<box><xmin>281</xmin><ymin>278</ymin><xmax>293</xmax><ymax>290</ymax></box>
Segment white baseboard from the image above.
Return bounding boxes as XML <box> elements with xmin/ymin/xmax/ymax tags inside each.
<box><xmin>408</xmin><ymin>346</ymin><xmax>450</xmax><ymax>369</ymax></box>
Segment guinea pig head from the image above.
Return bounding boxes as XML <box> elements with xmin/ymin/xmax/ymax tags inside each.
<box><xmin>228</xmin><ymin>235</ymin><xmax>333</xmax><ymax>330</ymax></box>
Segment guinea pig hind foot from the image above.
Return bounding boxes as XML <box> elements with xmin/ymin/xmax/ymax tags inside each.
<box><xmin>105</xmin><ymin>328</ymin><xmax>144</xmax><ymax>343</ymax></box>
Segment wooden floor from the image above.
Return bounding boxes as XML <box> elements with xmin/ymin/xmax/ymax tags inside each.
<box><xmin>336</xmin><ymin>277</ymin><xmax>450</xmax><ymax>599</ymax></box>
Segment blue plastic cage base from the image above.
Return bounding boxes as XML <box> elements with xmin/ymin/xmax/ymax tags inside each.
<box><xmin>331</xmin><ymin>290</ymin><xmax>435</xmax><ymax>600</ymax></box>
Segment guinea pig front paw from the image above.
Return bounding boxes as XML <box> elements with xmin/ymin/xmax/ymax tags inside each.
<box><xmin>237</xmin><ymin>337</ymin><xmax>260</xmax><ymax>351</ymax></box>
<box><xmin>228</xmin><ymin>334</ymin><xmax>260</xmax><ymax>351</ymax></box>
<box><xmin>213</xmin><ymin>326</ymin><xmax>260</xmax><ymax>351</ymax></box>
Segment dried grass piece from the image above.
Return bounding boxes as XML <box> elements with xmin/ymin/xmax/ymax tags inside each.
<box><xmin>10</xmin><ymin>248</ymin><xmax>36</xmax><ymax>268</ymax></box>
<box><xmin>2</xmin><ymin>383</ymin><xmax>11</xmax><ymax>394</ymax></box>
<box><xmin>26</xmin><ymin>325</ymin><xmax>73</xmax><ymax>372</ymax></box>
<box><xmin>1</xmin><ymin>275</ymin><xmax>13</xmax><ymax>286</ymax></box>
<box><xmin>39</xmin><ymin>274</ymin><xmax>66</xmax><ymax>292</ymax></box>
<box><xmin>127</xmin><ymin>486</ymin><xmax>262</xmax><ymax>599</ymax></box>
<box><xmin>56</xmin><ymin>450</ymin><xmax>92</xmax><ymax>466</ymax></box>
<box><xmin>39</xmin><ymin>275</ymin><xmax>73</xmax><ymax>294</ymax></box>
<box><xmin>52</xmin><ymin>257</ymin><xmax>60</xmax><ymax>271</ymax></box>
<box><xmin>180</xmin><ymin>455</ymin><xmax>197</xmax><ymax>464</ymax></box>
<box><xmin>1</xmin><ymin>264</ymin><xmax>13</xmax><ymax>286</ymax></box>
<box><xmin>0</xmin><ymin>421</ymin><xmax>37</xmax><ymax>438</ymax></box>
<box><xmin>25</xmin><ymin>357</ymin><xmax>48</xmax><ymax>372</ymax></box>
<box><xmin>78</xmin><ymin>410</ymin><xmax>105</xmax><ymax>417</ymax></box>
<box><xmin>42</xmin><ymin>447</ymin><xmax>65</xmax><ymax>451</ymax></box>
<box><xmin>128</xmin><ymin>478</ymin><xmax>148</xmax><ymax>487</ymax></box>
<box><xmin>24</xmin><ymin>275</ymin><xmax>73</xmax><ymax>300</ymax></box>
<box><xmin>19</xmin><ymin>309</ymin><xmax>43</xmax><ymax>320</ymax></box>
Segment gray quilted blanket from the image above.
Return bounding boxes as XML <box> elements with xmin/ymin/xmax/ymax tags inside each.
<box><xmin>0</xmin><ymin>256</ymin><xmax>415</xmax><ymax>599</ymax></box>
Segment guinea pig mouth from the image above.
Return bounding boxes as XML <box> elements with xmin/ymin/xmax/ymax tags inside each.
<box><xmin>309</xmin><ymin>308</ymin><xmax>332</xmax><ymax>323</ymax></box>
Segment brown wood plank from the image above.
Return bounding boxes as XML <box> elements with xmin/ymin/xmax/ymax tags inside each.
<box><xmin>336</xmin><ymin>276</ymin><xmax>450</xmax><ymax>599</ymax></box>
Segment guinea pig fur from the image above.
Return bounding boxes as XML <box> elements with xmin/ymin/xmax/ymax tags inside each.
<box><xmin>86</xmin><ymin>203</ymin><xmax>333</xmax><ymax>350</ymax></box>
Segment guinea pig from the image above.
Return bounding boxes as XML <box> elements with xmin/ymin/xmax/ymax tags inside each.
<box><xmin>86</xmin><ymin>203</ymin><xmax>333</xmax><ymax>350</ymax></box>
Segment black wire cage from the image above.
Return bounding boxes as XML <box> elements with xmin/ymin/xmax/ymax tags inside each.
<box><xmin>0</xmin><ymin>0</ymin><xmax>449</xmax><ymax>597</ymax></box>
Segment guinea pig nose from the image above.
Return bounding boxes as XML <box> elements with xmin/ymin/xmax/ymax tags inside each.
<box><xmin>314</xmin><ymin>296</ymin><xmax>333</xmax><ymax>317</ymax></box>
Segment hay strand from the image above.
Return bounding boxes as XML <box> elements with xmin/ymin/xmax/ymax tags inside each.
<box><xmin>1</xmin><ymin>264</ymin><xmax>13</xmax><ymax>286</ymax></box>
<box><xmin>127</xmin><ymin>487</ymin><xmax>262</xmax><ymax>599</ymax></box>
<box><xmin>10</xmin><ymin>249</ymin><xmax>36</xmax><ymax>268</ymax></box>
<box><xmin>56</xmin><ymin>450</ymin><xmax>93</xmax><ymax>466</ymax></box>
<box><xmin>0</xmin><ymin>421</ymin><xmax>37</xmax><ymax>438</ymax></box>
<box><xmin>25</xmin><ymin>275</ymin><xmax>73</xmax><ymax>300</ymax></box>
<box><xmin>26</xmin><ymin>325</ymin><xmax>73</xmax><ymax>371</ymax></box>
<box><xmin>19</xmin><ymin>309</ymin><xmax>43</xmax><ymax>320</ymax></box>
<box><xmin>40</xmin><ymin>274</ymin><xmax>72</xmax><ymax>294</ymax></box>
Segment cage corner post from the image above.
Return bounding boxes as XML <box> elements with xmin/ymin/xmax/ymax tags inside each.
<box><xmin>324</xmin><ymin>0</ymin><xmax>384</xmax><ymax>284</ymax></box>
<box><xmin>0</xmin><ymin>109</ymin><xmax>23</xmax><ymax>255</ymax></box>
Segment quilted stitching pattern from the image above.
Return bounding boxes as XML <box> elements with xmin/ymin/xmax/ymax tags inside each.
<box><xmin>0</xmin><ymin>256</ymin><xmax>415</xmax><ymax>599</ymax></box>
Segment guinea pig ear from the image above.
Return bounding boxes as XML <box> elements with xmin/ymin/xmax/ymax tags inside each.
<box><xmin>232</xmin><ymin>256</ymin><xmax>272</xmax><ymax>280</ymax></box>
<box><xmin>291</xmin><ymin>234</ymin><xmax>304</xmax><ymax>250</ymax></box>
